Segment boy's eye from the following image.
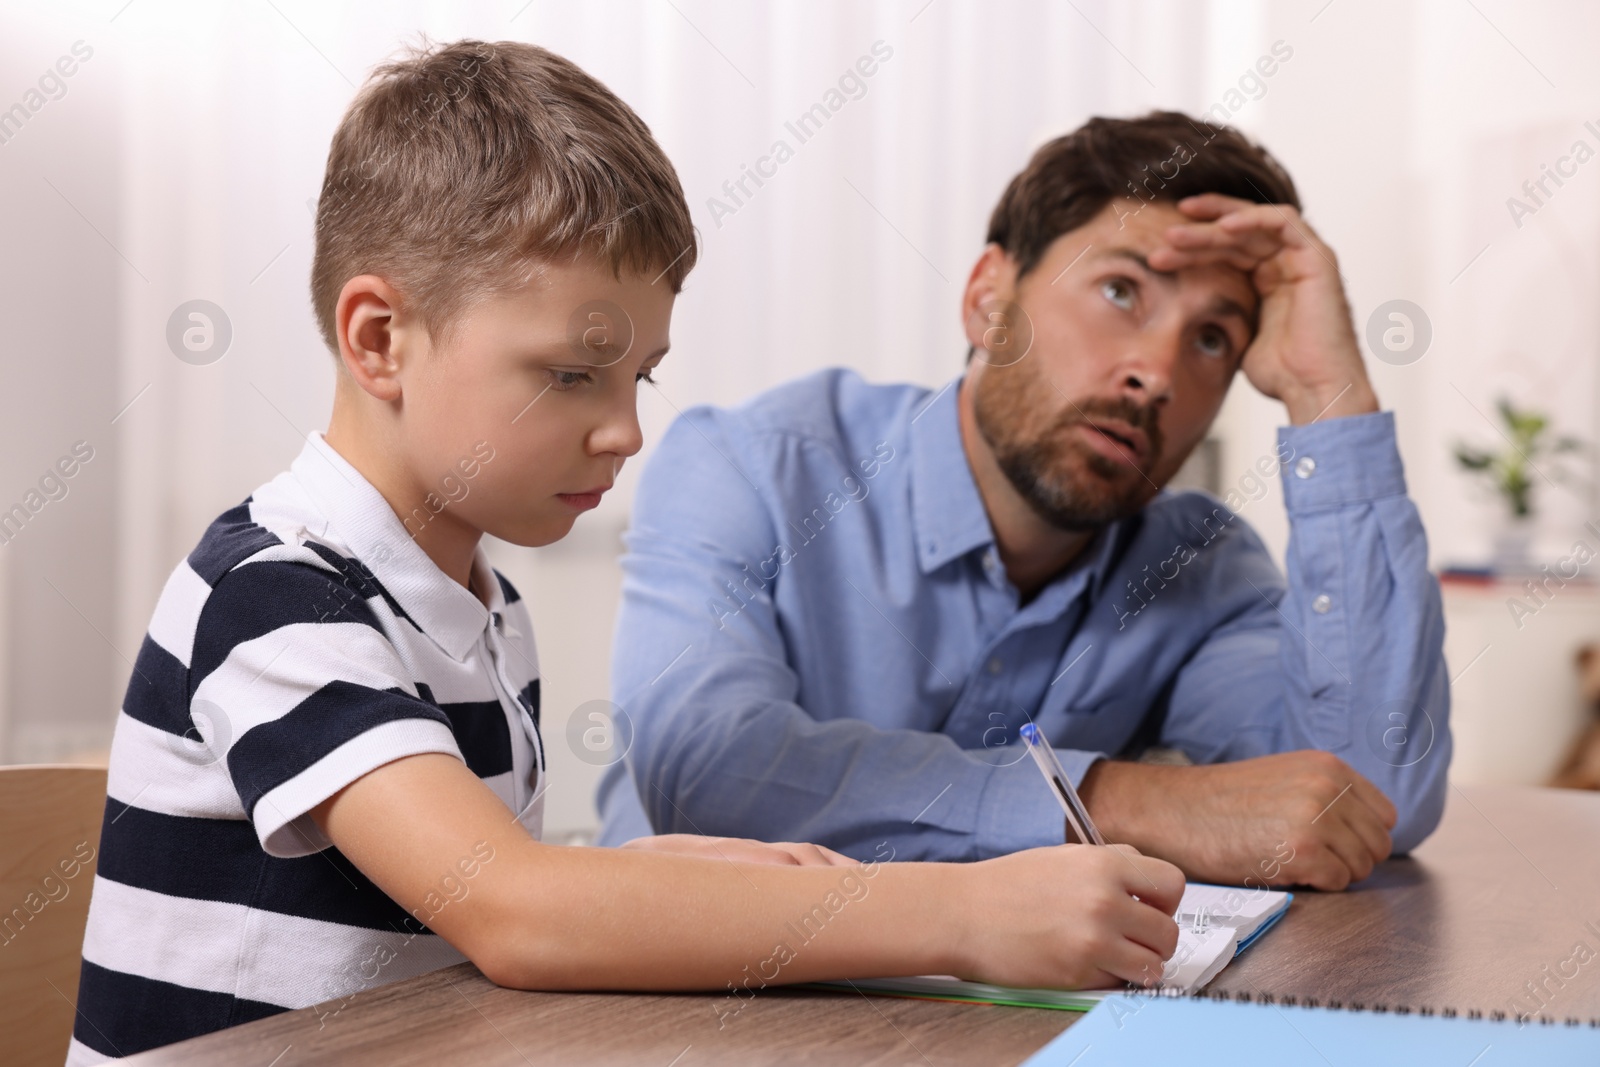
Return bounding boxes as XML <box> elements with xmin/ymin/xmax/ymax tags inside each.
<box><xmin>1101</xmin><ymin>277</ymin><xmax>1136</xmax><ymax>310</ymax></box>
<box><xmin>548</xmin><ymin>369</ymin><xmax>592</xmax><ymax>391</ymax></box>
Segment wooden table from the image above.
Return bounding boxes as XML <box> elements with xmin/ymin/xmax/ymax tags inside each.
<box><xmin>125</xmin><ymin>784</ymin><xmax>1600</xmax><ymax>1066</ymax></box>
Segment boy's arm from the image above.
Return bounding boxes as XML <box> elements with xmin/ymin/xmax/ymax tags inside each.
<box><xmin>618</xmin><ymin>833</ymin><xmax>856</xmax><ymax>867</ymax></box>
<box><xmin>201</xmin><ymin>553</ymin><xmax>1182</xmax><ymax>989</ymax></box>
<box><xmin>311</xmin><ymin>752</ymin><xmax>1186</xmax><ymax>992</ymax></box>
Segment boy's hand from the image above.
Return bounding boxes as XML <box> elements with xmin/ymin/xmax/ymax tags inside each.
<box><xmin>1080</xmin><ymin>751</ymin><xmax>1398</xmax><ymax>891</ymax></box>
<box><xmin>310</xmin><ymin>752</ymin><xmax>1179</xmax><ymax>992</ymax></box>
<box><xmin>1148</xmin><ymin>193</ymin><xmax>1379</xmax><ymax>426</ymax></box>
<box><xmin>620</xmin><ymin>833</ymin><xmax>854</xmax><ymax>867</ymax></box>
<box><xmin>957</xmin><ymin>844</ymin><xmax>1184</xmax><ymax>990</ymax></box>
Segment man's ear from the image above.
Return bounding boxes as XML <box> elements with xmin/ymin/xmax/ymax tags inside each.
<box><xmin>961</xmin><ymin>244</ymin><xmax>1019</xmax><ymax>353</ymax></box>
<box><xmin>335</xmin><ymin>274</ymin><xmax>410</xmax><ymax>403</ymax></box>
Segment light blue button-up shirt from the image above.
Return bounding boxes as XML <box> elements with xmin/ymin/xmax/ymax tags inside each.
<box><xmin>596</xmin><ymin>369</ymin><xmax>1450</xmax><ymax>860</ymax></box>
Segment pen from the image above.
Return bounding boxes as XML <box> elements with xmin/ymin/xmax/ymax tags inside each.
<box><xmin>1019</xmin><ymin>722</ymin><xmax>1106</xmax><ymax>846</ymax></box>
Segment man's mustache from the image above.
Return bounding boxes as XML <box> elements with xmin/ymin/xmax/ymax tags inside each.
<box><xmin>1051</xmin><ymin>396</ymin><xmax>1164</xmax><ymax>465</ymax></box>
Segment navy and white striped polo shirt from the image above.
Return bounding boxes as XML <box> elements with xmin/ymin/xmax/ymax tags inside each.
<box><xmin>67</xmin><ymin>431</ymin><xmax>545</xmax><ymax>1064</ymax></box>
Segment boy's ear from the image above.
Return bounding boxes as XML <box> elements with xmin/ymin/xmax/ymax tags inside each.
<box><xmin>335</xmin><ymin>274</ymin><xmax>409</xmax><ymax>402</ymax></box>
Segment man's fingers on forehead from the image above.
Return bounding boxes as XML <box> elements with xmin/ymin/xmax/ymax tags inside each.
<box><xmin>1219</xmin><ymin>208</ymin><xmax>1325</xmax><ymax>253</ymax></box>
<box><xmin>1181</xmin><ymin>212</ymin><xmax>1286</xmax><ymax>249</ymax></box>
<box><xmin>1153</xmin><ymin>254</ymin><xmax>1260</xmax><ymax>277</ymax></box>
<box><xmin>1164</xmin><ymin>224</ymin><xmax>1284</xmax><ymax>255</ymax></box>
<box><xmin>1148</xmin><ymin>247</ymin><xmax>1268</xmax><ymax>275</ymax></box>
<box><xmin>1177</xmin><ymin>191</ymin><xmax>1241</xmax><ymax>207</ymax></box>
<box><xmin>1178</xmin><ymin>191</ymin><xmax>1257</xmax><ymax>215</ymax></box>
<box><xmin>1217</xmin><ymin>208</ymin><xmax>1298</xmax><ymax>237</ymax></box>
<box><xmin>1177</xmin><ymin>223</ymin><xmax>1299</xmax><ymax>265</ymax></box>
<box><xmin>1174</xmin><ymin>197</ymin><xmax>1230</xmax><ymax>221</ymax></box>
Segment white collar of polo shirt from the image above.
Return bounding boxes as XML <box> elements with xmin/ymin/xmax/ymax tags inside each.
<box><xmin>289</xmin><ymin>431</ymin><xmax>506</xmax><ymax>663</ymax></box>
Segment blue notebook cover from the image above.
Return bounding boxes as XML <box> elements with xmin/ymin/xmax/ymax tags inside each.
<box><xmin>1232</xmin><ymin>893</ymin><xmax>1290</xmax><ymax>953</ymax></box>
<box><xmin>1024</xmin><ymin>993</ymin><xmax>1600</xmax><ymax>1065</ymax></box>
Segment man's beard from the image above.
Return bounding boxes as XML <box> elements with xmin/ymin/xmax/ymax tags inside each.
<box><xmin>972</xmin><ymin>365</ymin><xmax>1166</xmax><ymax>532</ymax></box>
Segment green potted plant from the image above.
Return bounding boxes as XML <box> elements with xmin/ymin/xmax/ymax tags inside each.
<box><xmin>1453</xmin><ymin>397</ymin><xmax>1588</xmax><ymax>574</ymax></box>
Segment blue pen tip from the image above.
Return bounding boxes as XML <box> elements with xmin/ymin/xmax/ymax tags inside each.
<box><xmin>1020</xmin><ymin>723</ymin><xmax>1039</xmax><ymax>744</ymax></box>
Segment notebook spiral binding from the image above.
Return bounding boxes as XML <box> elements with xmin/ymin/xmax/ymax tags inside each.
<box><xmin>1134</xmin><ymin>985</ymin><xmax>1600</xmax><ymax>1028</ymax></box>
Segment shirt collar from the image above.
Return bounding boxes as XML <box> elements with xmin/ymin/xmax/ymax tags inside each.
<box><xmin>910</xmin><ymin>376</ymin><xmax>998</xmax><ymax>573</ymax></box>
<box><xmin>1083</xmin><ymin>512</ymin><xmax>1134</xmax><ymax>604</ymax></box>
<box><xmin>289</xmin><ymin>431</ymin><xmax>502</xmax><ymax>662</ymax></box>
<box><xmin>907</xmin><ymin>374</ymin><xmax>1134</xmax><ymax>604</ymax></box>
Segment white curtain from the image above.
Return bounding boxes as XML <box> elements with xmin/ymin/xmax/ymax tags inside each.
<box><xmin>7</xmin><ymin>0</ymin><xmax>1598</xmax><ymax>822</ymax></box>
<box><xmin>85</xmin><ymin>0</ymin><xmax>1210</xmax><ymax>827</ymax></box>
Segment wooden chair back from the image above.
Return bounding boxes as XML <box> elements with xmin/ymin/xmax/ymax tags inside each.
<box><xmin>0</xmin><ymin>765</ymin><xmax>108</xmax><ymax>1067</ymax></box>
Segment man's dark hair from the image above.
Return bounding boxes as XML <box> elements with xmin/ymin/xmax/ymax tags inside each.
<box><xmin>985</xmin><ymin>110</ymin><xmax>1301</xmax><ymax>283</ymax></box>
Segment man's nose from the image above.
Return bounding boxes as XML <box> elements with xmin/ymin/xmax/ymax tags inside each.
<box><xmin>1117</xmin><ymin>333</ymin><xmax>1177</xmax><ymax>406</ymax></box>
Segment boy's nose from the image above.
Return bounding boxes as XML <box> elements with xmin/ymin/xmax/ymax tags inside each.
<box><xmin>592</xmin><ymin>403</ymin><xmax>644</xmax><ymax>458</ymax></box>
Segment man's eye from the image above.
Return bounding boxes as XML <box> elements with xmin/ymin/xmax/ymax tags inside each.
<box><xmin>1101</xmin><ymin>278</ymin><xmax>1135</xmax><ymax>310</ymax></box>
<box><xmin>636</xmin><ymin>369</ymin><xmax>657</xmax><ymax>385</ymax></box>
<box><xmin>1195</xmin><ymin>327</ymin><xmax>1232</xmax><ymax>359</ymax></box>
<box><xmin>548</xmin><ymin>369</ymin><xmax>592</xmax><ymax>391</ymax></box>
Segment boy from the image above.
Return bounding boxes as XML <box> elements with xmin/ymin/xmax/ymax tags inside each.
<box><xmin>67</xmin><ymin>39</ymin><xmax>1183</xmax><ymax>1063</ymax></box>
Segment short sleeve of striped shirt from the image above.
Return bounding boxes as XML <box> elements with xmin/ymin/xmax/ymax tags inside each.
<box><xmin>191</xmin><ymin>556</ymin><xmax>464</xmax><ymax>857</ymax></box>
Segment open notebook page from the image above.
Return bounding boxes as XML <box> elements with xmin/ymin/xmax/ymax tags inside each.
<box><xmin>1165</xmin><ymin>883</ymin><xmax>1293</xmax><ymax>991</ymax></box>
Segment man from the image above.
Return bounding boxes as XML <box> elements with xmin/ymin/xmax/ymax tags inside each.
<box><xmin>596</xmin><ymin>111</ymin><xmax>1448</xmax><ymax>891</ymax></box>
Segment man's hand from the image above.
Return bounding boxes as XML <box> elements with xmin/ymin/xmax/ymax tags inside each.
<box><xmin>1078</xmin><ymin>751</ymin><xmax>1398</xmax><ymax>891</ymax></box>
<box><xmin>1148</xmin><ymin>193</ymin><xmax>1379</xmax><ymax>426</ymax></box>
<box><xmin>620</xmin><ymin>833</ymin><xmax>856</xmax><ymax>867</ymax></box>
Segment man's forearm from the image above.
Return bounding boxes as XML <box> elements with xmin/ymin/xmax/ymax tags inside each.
<box><xmin>626</xmin><ymin>679</ymin><xmax>1087</xmax><ymax>860</ymax></box>
<box><xmin>1275</xmin><ymin>411</ymin><xmax>1450</xmax><ymax>851</ymax></box>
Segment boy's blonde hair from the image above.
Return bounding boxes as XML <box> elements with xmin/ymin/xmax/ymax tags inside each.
<box><xmin>310</xmin><ymin>38</ymin><xmax>696</xmax><ymax>356</ymax></box>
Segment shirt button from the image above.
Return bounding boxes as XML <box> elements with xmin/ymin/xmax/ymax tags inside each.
<box><xmin>1312</xmin><ymin>594</ymin><xmax>1332</xmax><ymax>614</ymax></box>
<box><xmin>1295</xmin><ymin>456</ymin><xmax>1317</xmax><ymax>479</ymax></box>
<box><xmin>987</xmin><ymin>657</ymin><xmax>1003</xmax><ymax>675</ymax></box>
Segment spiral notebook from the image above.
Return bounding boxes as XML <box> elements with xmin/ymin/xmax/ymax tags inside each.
<box><xmin>1023</xmin><ymin>990</ymin><xmax>1600</xmax><ymax>1065</ymax></box>
<box><xmin>818</xmin><ymin>882</ymin><xmax>1291</xmax><ymax>1009</ymax></box>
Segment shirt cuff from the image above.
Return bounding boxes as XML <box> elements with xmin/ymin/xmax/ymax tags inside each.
<box><xmin>1278</xmin><ymin>410</ymin><xmax>1406</xmax><ymax>513</ymax></box>
<box><xmin>972</xmin><ymin>746</ymin><xmax>1106</xmax><ymax>859</ymax></box>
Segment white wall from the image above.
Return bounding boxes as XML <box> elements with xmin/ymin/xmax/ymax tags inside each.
<box><xmin>0</xmin><ymin>6</ymin><xmax>121</xmax><ymax>762</ymax></box>
<box><xmin>1224</xmin><ymin>0</ymin><xmax>1600</xmax><ymax>573</ymax></box>
<box><xmin>4</xmin><ymin>0</ymin><xmax>1598</xmax><ymax>832</ymax></box>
